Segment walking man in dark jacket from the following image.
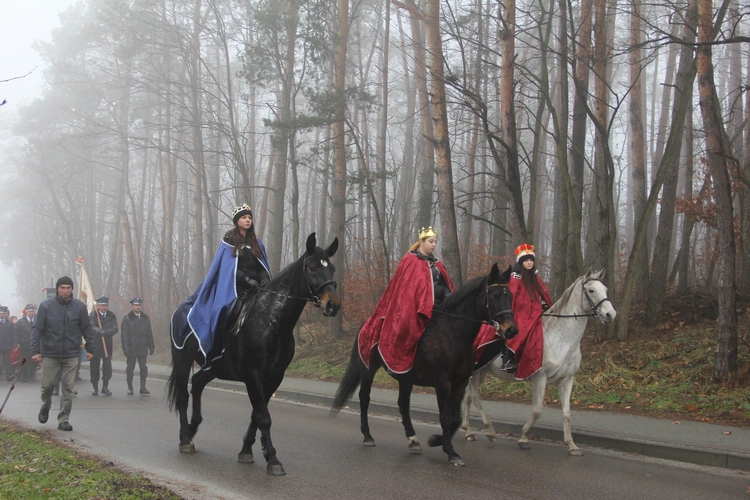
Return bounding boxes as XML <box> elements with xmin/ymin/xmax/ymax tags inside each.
<box><xmin>121</xmin><ymin>298</ymin><xmax>154</xmax><ymax>395</ymax></box>
<box><xmin>31</xmin><ymin>276</ymin><xmax>94</xmax><ymax>431</ymax></box>
<box><xmin>0</xmin><ymin>306</ymin><xmax>17</xmax><ymax>382</ymax></box>
<box><xmin>89</xmin><ymin>296</ymin><xmax>117</xmax><ymax>396</ymax></box>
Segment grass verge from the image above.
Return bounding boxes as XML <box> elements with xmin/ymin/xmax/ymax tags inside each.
<box><xmin>0</xmin><ymin>420</ymin><xmax>181</xmax><ymax>499</ymax></box>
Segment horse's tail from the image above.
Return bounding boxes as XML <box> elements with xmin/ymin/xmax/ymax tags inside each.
<box><xmin>330</xmin><ymin>335</ymin><xmax>363</xmax><ymax>415</ymax></box>
<box><xmin>166</xmin><ymin>356</ymin><xmax>179</xmax><ymax>413</ymax></box>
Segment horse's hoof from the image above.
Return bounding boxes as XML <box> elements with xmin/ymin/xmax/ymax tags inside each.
<box><xmin>179</xmin><ymin>442</ymin><xmax>196</xmax><ymax>454</ymax></box>
<box><xmin>427</xmin><ymin>435</ymin><xmax>443</xmax><ymax>447</ymax></box>
<box><xmin>408</xmin><ymin>441</ymin><xmax>422</xmax><ymax>453</ymax></box>
<box><xmin>518</xmin><ymin>441</ymin><xmax>531</xmax><ymax>451</ymax></box>
<box><xmin>487</xmin><ymin>435</ymin><xmax>497</xmax><ymax>443</ymax></box>
<box><xmin>465</xmin><ymin>434</ymin><xmax>477</xmax><ymax>442</ymax></box>
<box><xmin>238</xmin><ymin>453</ymin><xmax>255</xmax><ymax>464</ymax></box>
<box><xmin>267</xmin><ymin>464</ymin><xmax>286</xmax><ymax>476</ymax></box>
<box><xmin>363</xmin><ymin>438</ymin><xmax>376</xmax><ymax>447</ymax></box>
<box><xmin>569</xmin><ymin>449</ymin><xmax>583</xmax><ymax>457</ymax></box>
<box><xmin>449</xmin><ymin>456</ymin><xmax>465</xmax><ymax>467</ymax></box>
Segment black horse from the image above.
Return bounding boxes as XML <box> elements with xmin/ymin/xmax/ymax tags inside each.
<box><xmin>167</xmin><ymin>233</ymin><xmax>340</xmax><ymax>476</ymax></box>
<box><xmin>331</xmin><ymin>263</ymin><xmax>517</xmax><ymax>466</ymax></box>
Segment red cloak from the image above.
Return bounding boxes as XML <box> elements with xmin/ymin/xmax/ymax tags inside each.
<box><xmin>505</xmin><ymin>271</ymin><xmax>553</xmax><ymax>380</ymax></box>
<box><xmin>358</xmin><ymin>253</ymin><xmax>454</xmax><ymax>373</ymax></box>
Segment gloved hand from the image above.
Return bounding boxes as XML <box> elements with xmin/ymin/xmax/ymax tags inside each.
<box><xmin>149</xmin><ymin>349</ymin><xmax>154</xmax><ymax>356</ymax></box>
<box><xmin>243</xmin><ymin>276</ymin><xmax>260</xmax><ymax>289</ymax></box>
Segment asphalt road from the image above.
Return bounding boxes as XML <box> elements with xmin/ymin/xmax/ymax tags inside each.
<box><xmin>1</xmin><ymin>374</ymin><xmax>747</xmax><ymax>500</ymax></box>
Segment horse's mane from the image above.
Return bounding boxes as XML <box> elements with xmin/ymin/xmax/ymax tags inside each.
<box><xmin>267</xmin><ymin>252</ymin><xmax>308</xmax><ymax>288</ymax></box>
<box><xmin>545</xmin><ymin>275</ymin><xmax>582</xmax><ymax>315</ymax></box>
<box><xmin>436</xmin><ymin>275</ymin><xmax>485</xmax><ymax>311</ymax></box>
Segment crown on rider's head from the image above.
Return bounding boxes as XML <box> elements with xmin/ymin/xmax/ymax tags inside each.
<box><xmin>515</xmin><ymin>243</ymin><xmax>536</xmax><ymax>262</ymax></box>
<box><xmin>232</xmin><ymin>203</ymin><xmax>253</xmax><ymax>225</ymax></box>
<box><xmin>418</xmin><ymin>226</ymin><xmax>438</xmax><ymax>240</ymax></box>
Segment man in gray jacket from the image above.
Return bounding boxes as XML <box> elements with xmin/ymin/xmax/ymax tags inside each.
<box><xmin>31</xmin><ymin>276</ymin><xmax>94</xmax><ymax>431</ymax></box>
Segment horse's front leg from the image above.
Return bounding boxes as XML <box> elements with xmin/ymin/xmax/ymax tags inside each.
<box><xmin>519</xmin><ymin>374</ymin><xmax>547</xmax><ymax>450</ymax></box>
<box><xmin>428</xmin><ymin>382</ymin><xmax>465</xmax><ymax>467</ymax></box>
<box><xmin>244</xmin><ymin>377</ymin><xmax>285</xmax><ymax>476</ymax></box>
<box><xmin>188</xmin><ymin>370</ymin><xmax>215</xmax><ymax>439</ymax></box>
<box><xmin>397</xmin><ymin>380</ymin><xmax>422</xmax><ymax>452</ymax></box>
<box><xmin>557</xmin><ymin>375</ymin><xmax>582</xmax><ymax>456</ymax></box>
<box><xmin>238</xmin><ymin>408</ymin><xmax>258</xmax><ymax>464</ymax></box>
<box><xmin>463</xmin><ymin>370</ymin><xmax>497</xmax><ymax>442</ymax></box>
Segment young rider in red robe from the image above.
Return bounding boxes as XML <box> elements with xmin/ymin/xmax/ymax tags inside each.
<box><xmin>497</xmin><ymin>243</ymin><xmax>553</xmax><ymax>378</ymax></box>
<box><xmin>358</xmin><ymin>226</ymin><xmax>455</xmax><ymax>373</ymax></box>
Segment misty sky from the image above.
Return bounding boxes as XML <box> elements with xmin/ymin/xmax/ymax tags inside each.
<box><xmin>1</xmin><ymin>0</ymin><xmax>77</xmax><ymax>312</ymax></box>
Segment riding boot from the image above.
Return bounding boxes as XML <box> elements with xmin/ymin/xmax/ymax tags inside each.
<box><xmin>498</xmin><ymin>347</ymin><xmax>518</xmax><ymax>374</ymax></box>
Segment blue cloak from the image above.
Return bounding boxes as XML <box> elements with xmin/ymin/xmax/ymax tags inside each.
<box><xmin>170</xmin><ymin>239</ymin><xmax>270</xmax><ymax>370</ymax></box>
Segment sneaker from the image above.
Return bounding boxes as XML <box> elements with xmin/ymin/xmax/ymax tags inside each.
<box><xmin>58</xmin><ymin>422</ymin><xmax>73</xmax><ymax>431</ymax></box>
<box><xmin>127</xmin><ymin>387</ymin><xmax>134</xmax><ymax>395</ymax></box>
<box><xmin>92</xmin><ymin>387</ymin><xmax>99</xmax><ymax>396</ymax></box>
<box><xmin>101</xmin><ymin>387</ymin><xmax>112</xmax><ymax>396</ymax></box>
<box><xmin>38</xmin><ymin>407</ymin><xmax>49</xmax><ymax>424</ymax></box>
<box><xmin>139</xmin><ymin>387</ymin><xmax>150</xmax><ymax>395</ymax></box>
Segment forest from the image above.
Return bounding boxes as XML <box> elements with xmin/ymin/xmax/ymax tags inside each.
<box><xmin>1</xmin><ymin>0</ymin><xmax>747</xmax><ymax>381</ymax></box>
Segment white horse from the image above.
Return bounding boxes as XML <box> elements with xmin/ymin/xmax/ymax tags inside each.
<box><xmin>461</xmin><ymin>269</ymin><xmax>616</xmax><ymax>456</ymax></box>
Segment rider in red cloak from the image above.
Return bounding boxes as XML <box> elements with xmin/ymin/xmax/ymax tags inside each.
<box><xmin>358</xmin><ymin>226</ymin><xmax>455</xmax><ymax>374</ymax></box>
<box><xmin>497</xmin><ymin>243</ymin><xmax>553</xmax><ymax>379</ymax></box>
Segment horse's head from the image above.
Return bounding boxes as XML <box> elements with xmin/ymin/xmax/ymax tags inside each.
<box><xmin>303</xmin><ymin>232</ymin><xmax>341</xmax><ymax>317</ymax></box>
<box><xmin>486</xmin><ymin>264</ymin><xmax>518</xmax><ymax>340</ymax></box>
<box><xmin>582</xmin><ymin>269</ymin><xmax>616</xmax><ymax>323</ymax></box>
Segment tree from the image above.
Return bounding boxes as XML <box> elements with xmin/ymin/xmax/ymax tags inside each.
<box><xmin>696</xmin><ymin>0</ymin><xmax>737</xmax><ymax>381</ymax></box>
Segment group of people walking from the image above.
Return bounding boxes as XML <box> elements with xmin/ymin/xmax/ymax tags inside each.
<box><xmin>0</xmin><ymin>276</ymin><xmax>157</xmax><ymax>432</ymax></box>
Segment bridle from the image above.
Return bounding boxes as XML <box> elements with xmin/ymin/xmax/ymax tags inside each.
<box><xmin>435</xmin><ymin>279</ymin><xmax>514</xmax><ymax>338</ymax></box>
<box><xmin>257</xmin><ymin>255</ymin><xmax>337</xmax><ymax>307</ymax></box>
<box><xmin>302</xmin><ymin>256</ymin><xmax>337</xmax><ymax>306</ymax></box>
<box><xmin>542</xmin><ymin>278</ymin><xmax>611</xmax><ymax>319</ymax></box>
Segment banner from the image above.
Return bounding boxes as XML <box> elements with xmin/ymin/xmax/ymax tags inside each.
<box><xmin>75</xmin><ymin>257</ymin><xmax>97</xmax><ymax>314</ymax></box>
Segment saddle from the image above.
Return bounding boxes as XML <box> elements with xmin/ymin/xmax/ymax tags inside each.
<box><xmin>226</xmin><ymin>289</ymin><xmax>255</xmax><ymax>335</ymax></box>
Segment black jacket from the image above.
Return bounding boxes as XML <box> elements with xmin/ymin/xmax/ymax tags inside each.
<box><xmin>89</xmin><ymin>310</ymin><xmax>118</xmax><ymax>358</ymax></box>
<box><xmin>31</xmin><ymin>295</ymin><xmax>94</xmax><ymax>358</ymax></box>
<box><xmin>121</xmin><ymin>311</ymin><xmax>154</xmax><ymax>357</ymax></box>
<box><xmin>15</xmin><ymin>316</ymin><xmax>34</xmax><ymax>351</ymax></box>
<box><xmin>0</xmin><ymin>319</ymin><xmax>16</xmax><ymax>351</ymax></box>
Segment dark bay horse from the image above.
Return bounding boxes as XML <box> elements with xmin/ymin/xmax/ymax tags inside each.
<box><xmin>331</xmin><ymin>264</ymin><xmax>517</xmax><ymax>466</ymax></box>
<box><xmin>167</xmin><ymin>233</ymin><xmax>340</xmax><ymax>476</ymax></box>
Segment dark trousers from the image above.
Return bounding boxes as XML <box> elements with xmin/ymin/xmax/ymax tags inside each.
<box><xmin>126</xmin><ymin>355</ymin><xmax>148</xmax><ymax>388</ymax></box>
<box><xmin>0</xmin><ymin>350</ymin><xmax>12</xmax><ymax>381</ymax></box>
<box><xmin>89</xmin><ymin>356</ymin><xmax>112</xmax><ymax>387</ymax></box>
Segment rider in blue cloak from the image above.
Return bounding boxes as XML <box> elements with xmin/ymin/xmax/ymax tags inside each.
<box><xmin>171</xmin><ymin>203</ymin><xmax>271</xmax><ymax>369</ymax></box>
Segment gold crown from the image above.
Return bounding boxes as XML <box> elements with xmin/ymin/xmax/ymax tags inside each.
<box><xmin>232</xmin><ymin>203</ymin><xmax>252</xmax><ymax>219</ymax></box>
<box><xmin>418</xmin><ymin>226</ymin><xmax>438</xmax><ymax>240</ymax></box>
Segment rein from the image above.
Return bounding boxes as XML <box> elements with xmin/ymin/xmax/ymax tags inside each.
<box><xmin>542</xmin><ymin>278</ymin><xmax>610</xmax><ymax>319</ymax></box>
